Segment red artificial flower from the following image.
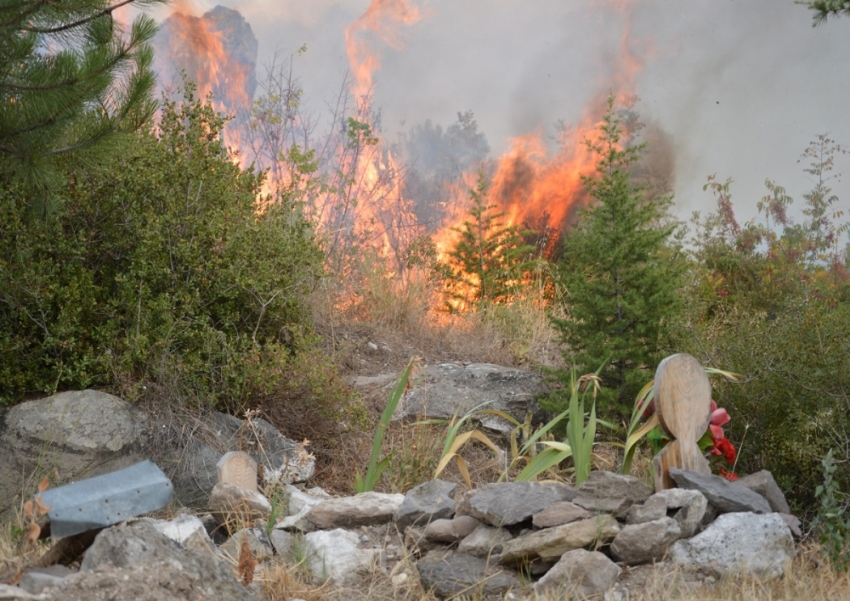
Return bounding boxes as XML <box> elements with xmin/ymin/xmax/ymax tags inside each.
<box><xmin>711</xmin><ymin>437</ymin><xmax>737</xmax><ymax>464</ymax></box>
<box><xmin>719</xmin><ymin>468</ymin><xmax>739</xmax><ymax>481</ymax></box>
<box><xmin>709</xmin><ymin>400</ymin><xmax>731</xmax><ymax>441</ymax></box>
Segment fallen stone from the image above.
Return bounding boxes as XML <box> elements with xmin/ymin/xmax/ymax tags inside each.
<box><xmin>499</xmin><ymin>515</ymin><xmax>620</xmax><ymax>565</ymax></box>
<box><xmin>305</xmin><ymin>492</ymin><xmax>404</xmax><ymax>529</ymax></box>
<box><xmin>424</xmin><ymin>516</ymin><xmax>480</xmax><ymax>543</ymax></box>
<box><xmin>393</xmin><ymin>363</ymin><xmax>549</xmax><ymax>435</ymax></box>
<box><xmin>80</xmin><ymin>521</ymin><xmax>254</xmax><ymax>600</ymax></box>
<box><xmin>737</xmin><ymin>470</ymin><xmax>791</xmax><ymax>514</ymax></box>
<box><xmin>779</xmin><ymin>513</ymin><xmax>803</xmax><ymax>538</ymax></box>
<box><xmin>457</xmin><ymin>525</ymin><xmax>513</xmax><ymax>557</ymax></box>
<box><xmin>465</xmin><ymin>481</ymin><xmax>577</xmax><ymax>526</ymax></box>
<box><xmin>417</xmin><ymin>552</ymin><xmax>520</xmax><ymax>598</ymax></box>
<box><xmin>670</xmin><ymin>512</ymin><xmax>795</xmax><ymax>578</ymax></box>
<box><xmin>18</xmin><ymin>566</ymin><xmax>74</xmax><ymax>595</ymax></box>
<box><xmin>610</xmin><ymin>517</ymin><xmax>682</xmax><ymax>564</ymax></box>
<box><xmin>532</xmin><ymin>501</ymin><xmax>593</xmax><ymax>528</ymax></box>
<box><xmin>209</xmin><ymin>482</ymin><xmax>271</xmax><ymax>528</ymax></box>
<box><xmin>0</xmin><ymin>390</ymin><xmax>151</xmax><ymax>519</ymax></box>
<box><xmin>573</xmin><ymin>471</ymin><xmax>653</xmax><ymax>518</ymax></box>
<box><xmin>219</xmin><ymin>528</ymin><xmax>274</xmax><ymax>563</ymax></box>
<box><xmin>304</xmin><ymin>528</ymin><xmax>379</xmax><ymax>584</ymax></box>
<box><xmin>534</xmin><ymin>549</ymin><xmax>621</xmax><ymax>599</ymax></box>
<box><xmin>216</xmin><ymin>451</ymin><xmax>258</xmax><ymax>492</ymax></box>
<box><xmin>395</xmin><ymin>480</ymin><xmax>457</xmax><ymax>530</ymax></box>
<box><xmin>669</xmin><ymin>468</ymin><xmax>771</xmax><ymax>514</ymax></box>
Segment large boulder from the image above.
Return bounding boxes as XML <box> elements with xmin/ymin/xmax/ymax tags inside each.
<box><xmin>534</xmin><ymin>549</ymin><xmax>621</xmax><ymax>599</ymax></box>
<box><xmin>610</xmin><ymin>517</ymin><xmax>682</xmax><ymax>564</ymax></box>
<box><xmin>416</xmin><ymin>552</ymin><xmax>520</xmax><ymax>599</ymax></box>
<box><xmin>670</xmin><ymin>512</ymin><xmax>795</xmax><ymax>578</ymax></box>
<box><xmin>0</xmin><ymin>390</ymin><xmax>151</xmax><ymax>518</ymax></box>
<box><xmin>670</xmin><ymin>468</ymin><xmax>771</xmax><ymax>514</ymax></box>
<box><xmin>462</xmin><ymin>481</ymin><xmax>577</xmax><ymax>526</ymax></box>
<box><xmin>394</xmin><ymin>363</ymin><xmax>549</xmax><ymax>435</ymax></box>
<box><xmin>80</xmin><ymin>520</ymin><xmax>254</xmax><ymax>601</ymax></box>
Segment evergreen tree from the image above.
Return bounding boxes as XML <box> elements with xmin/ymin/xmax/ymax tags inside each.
<box><xmin>800</xmin><ymin>0</ymin><xmax>850</xmax><ymax>25</ymax></box>
<box><xmin>0</xmin><ymin>0</ymin><xmax>165</xmax><ymax>212</ymax></box>
<box><xmin>442</xmin><ymin>171</ymin><xmax>536</xmax><ymax>311</ymax></box>
<box><xmin>550</xmin><ymin>96</ymin><xmax>682</xmax><ymax>416</ymax></box>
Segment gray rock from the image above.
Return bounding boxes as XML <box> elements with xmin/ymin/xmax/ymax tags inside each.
<box><xmin>0</xmin><ymin>390</ymin><xmax>151</xmax><ymax>518</ymax></box>
<box><xmin>573</xmin><ymin>471</ymin><xmax>653</xmax><ymax>518</ymax></box>
<box><xmin>304</xmin><ymin>528</ymin><xmax>379</xmax><ymax>584</ymax></box>
<box><xmin>394</xmin><ymin>363</ymin><xmax>549</xmax><ymax>435</ymax></box>
<box><xmin>457</xmin><ymin>525</ymin><xmax>513</xmax><ymax>557</ymax></box>
<box><xmin>670</xmin><ymin>468</ymin><xmax>771</xmax><ymax>514</ymax></box>
<box><xmin>424</xmin><ymin>516</ymin><xmax>480</xmax><ymax>543</ymax></box>
<box><xmin>0</xmin><ymin>584</ymin><xmax>44</xmax><ymax>600</ymax></box>
<box><xmin>80</xmin><ymin>521</ymin><xmax>254</xmax><ymax>600</ymax></box>
<box><xmin>404</xmin><ymin>526</ymin><xmax>445</xmax><ymax>555</ymax></box>
<box><xmin>533</xmin><ymin>501</ymin><xmax>594</xmax><ymax>528</ymax></box>
<box><xmin>465</xmin><ymin>481</ymin><xmax>577</xmax><ymax>526</ymax></box>
<box><xmin>534</xmin><ymin>549</ymin><xmax>621</xmax><ymax>599</ymax></box>
<box><xmin>145</xmin><ymin>513</ymin><xmax>213</xmax><ymax>552</ymax></box>
<box><xmin>208</xmin><ymin>482</ymin><xmax>271</xmax><ymax>528</ymax></box>
<box><xmin>219</xmin><ymin>528</ymin><xmax>274</xmax><ymax>562</ymax></box>
<box><xmin>499</xmin><ymin>515</ymin><xmax>620</xmax><ymax>565</ymax></box>
<box><xmin>417</xmin><ymin>552</ymin><xmax>520</xmax><ymax>598</ymax></box>
<box><xmin>18</xmin><ymin>566</ymin><xmax>74</xmax><ymax>594</ymax></box>
<box><xmin>626</xmin><ymin>495</ymin><xmax>667</xmax><ymax>524</ymax></box>
<box><xmin>610</xmin><ymin>517</ymin><xmax>682</xmax><ymax>564</ymax></box>
<box><xmin>670</xmin><ymin>512</ymin><xmax>795</xmax><ymax>578</ymax></box>
<box><xmin>737</xmin><ymin>470</ymin><xmax>791</xmax><ymax>514</ymax></box>
<box><xmin>269</xmin><ymin>529</ymin><xmax>295</xmax><ymax>556</ymax></box>
<box><xmin>396</xmin><ymin>480</ymin><xmax>457</xmax><ymax>530</ymax></box>
<box><xmin>658</xmin><ymin>489</ymin><xmax>708</xmax><ymax>538</ymax></box>
<box><xmin>779</xmin><ymin>513</ymin><xmax>803</xmax><ymax>538</ymax></box>
<box><xmin>305</xmin><ymin>492</ymin><xmax>404</xmax><ymax>529</ymax></box>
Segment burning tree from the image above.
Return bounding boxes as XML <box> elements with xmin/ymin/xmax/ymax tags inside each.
<box><xmin>0</xmin><ymin>0</ymin><xmax>165</xmax><ymax>214</ymax></box>
<box><xmin>550</xmin><ymin>96</ymin><xmax>683</xmax><ymax>416</ymax></box>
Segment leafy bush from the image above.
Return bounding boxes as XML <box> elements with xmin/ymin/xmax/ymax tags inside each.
<box><xmin>0</xmin><ymin>85</ymin><xmax>322</xmax><ymax>406</ymax></box>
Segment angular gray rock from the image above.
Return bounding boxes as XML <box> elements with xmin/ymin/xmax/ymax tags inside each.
<box><xmin>0</xmin><ymin>390</ymin><xmax>151</xmax><ymax>518</ymax></box>
<box><xmin>395</xmin><ymin>479</ymin><xmax>457</xmax><ymax>530</ymax></box>
<box><xmin>80</xmin><ymin>521</ymin><xmax>254</xmax><ymax>601</ymax></box>
<box><xmin>219</xmin><ymin>528</ymin><xmax>274</xmax><ymax>562</ymax></box>
<box><xmin>737</xmin><ymin>470</ymin><xmax>791</xmax><ymax>514</ymax></box>
<box><xmin>670</xmin><ymin>468</ymin><xmax>771</xmax><ymax>514</ymax></box>
<box><xmin>304</xmin><ymin>528</ymin><xmax>379</xmax><ymax>584</ymax></box>
<box><xmin>626</xmin><ymin>495</ymin><xmax>667</xmax><ymax>524</ymax></box>
<box><xmin>610</xmin><ymin>517</ymin><xmax>682</xmax><ymax>564</ymax></box>
<box><xmin>534</xmin><ymin>549</ymin><xmax>621</xmax><ymax>599</ymax></box>
<box><xmin>393</xmin><ymin>363</ymin><xmax>549</xmax><ymax>435</ymax></box>
<box><xmin>670</xmin><ymin>512</ymin><xmax>795</xmax><ymax>577</ymax></box>
<box><xmin>779</xmin><ymin>513</ymin><xmax>803</xmax><ymax>538</ymax></box>
<box><xmin>404</xmin><ymin>526</ymin><xmax>444</xmax><ymax>555</ymax></box>
<box><xmin>533</xmin><ymin>501</ymin><xmax>593</xmax><ymax>528</ymax></box>
<box><xmin>573</xmin><ymin>471</ymin><xmax>654</xmax><ymax>517</ymax></box>
<box><xmin>629</xmin><ymin>489</ymin><xmax>708</xmax><ymax>538</ymax></box>
<box><xmin>208</xmin><ymin>482</ymin><xmax>271</xmax><ymax>528</ymax></box>
<box><xmin>305</xmin><ymin>492</ymin><xmax>404</xmax><ymax>529</ymax></box>
<box><xmin>457</xmin><ymin>525</ymin><xmax>513</xmax><ymax>557</ymax></box>
<box><xmin>18</xmin><ymin>566</ymin><xmax>74</xmax><ymax>595</ymax></box>
<box><xmin>499</xmin><ymin>515</ymin><xmax>620</xmax><ymax>564</ymax></box>
<box><xmin>417</xmin><ymin>552</ymin><xmax>520</xmax><ymax>598</ymax></box>
<box><xmin>145</xmin><ymin>513</ymin><xmax>214</xmax><ymax>553</ymax></box>
<box><xmin>424</xmin><ymin>516</ymin><xmax>480</xmax><ymax>543</ymax></box>
<box><xmin>464</xmin><ymin>481</ymin><xmax>577</xmax><ymax>526</ymax></box>
<box><xmin>269</xmin><ymin>529</ymin><xmax>295</xmax><ymax>556</ymax></box>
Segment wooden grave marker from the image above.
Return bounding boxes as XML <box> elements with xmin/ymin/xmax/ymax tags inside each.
<box><xmin>652</xmin><ymin>353</ymin><xmax>712</xmax><ymax>491</ymax></box>
<box><xmin>216</xmin><ymin>451</ymin><xmax>258</xmax><ymax>492</ymax></box>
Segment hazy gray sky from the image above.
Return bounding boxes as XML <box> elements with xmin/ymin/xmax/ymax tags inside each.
<box><xmin>142</xmin><ymin>0</ymin><xmax>850</xmax><ymax>226</ymax></box>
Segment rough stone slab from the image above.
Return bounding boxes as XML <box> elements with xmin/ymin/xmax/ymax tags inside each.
<box><xmin>670</xmin><ymin>512</ymin><xmax>795</xmax><ymax>578</ymax></box>
<box><xmin>216</xmin><ymin>451</ymin><xmax>258</xmax><ymax>492</ymax></box>
<box><xmin>417</xmin><ymin>552</ymin><xmax>520</xmax><ymax>598</ymax></box>
<box><xmin>610</xmin><ymin>517</ymin><xmax>682</xmax><ymax>564</ymax></box>
<box><xmin>396</xmin><ymin>480</ymin><xmax>457</xmax><ymax>530</ymax></box>
<box><xmin>80</xmin><ymin>521</ymin><xmax>254</xmax><ymax>601</ymax></box>
<box><xmin>736</xmin><ymin>470</ymin><xmax>791</xmax><ymax>514</ymax></box>
<box><xmin>424</xmin><ymin>516</ymin><xmax>480</xmax><ymax>543</ymax></box>
<box><xmin>532</xmin><ymin>501</ymin><xmax>593</xmax><ymax>528</ymax></box>
<box><xmin>465</xmin><ymin>481</ymin><xmax>577</xmax><ymax>526</ymax></box>
<box><xmin>305</xmin><ymin>492</ymin><xmax>404</xmax><ymax>529</ymax></box>
<box><xmin>499</xmin><ymin>515</ymin><xmax>620</xmax><ymax>565</ymax></box>
<box><xmin>457</xmin><ymin>525</ymin><xmax>513</xmax><ymax>557</ymax></box>
<box><xmin>534</xmin><ymin>549</ymin><xmax>621</xmax><ymax>599</ymax></box>
<box><xmin>404</xmin><ymin>526</ymin><xmax>444</xmax><ymax>555</ymax></box>
<box><xmin>0</xmin><ymin>584</ymin><xmax>44</xmax><ymax>600</ymax></box>
<box><xmin>219</xmin><ymin>528</ymin><xmax>274</xmax><ymax>563</ymax></box>
<box><xmin>779</xmin><ymin>513</ymin><xmax>803</xmax><ymax>538</ymax></box>
<box><xmin>626</xmin><ymin>495</ymin><xmax>667</xmax><ymax>524</ymax></box>
<box><xmin>269</xmin><ymin>530</ymin><xmax>295</xmax><ymax>556</ymax></box>
<box><xmin>669</xmin><ymin>468</ymin><xmax>771</xmax><ymax>514</ymax></box>
<box><xmin>304</xmin><ymin>529</ymin><xmax>379</xmax><ymax>584</ymax></box>
<box><xmin>208</xmin><ymin>482</ymin><xmax>271</xmax><ymax>528</ymax></box>
<box><xmin>574</xmin><ymin>471</ymin><xmax>653</xmax><ymax>517</ymax></box>
<box><xmin>145</xmin><ymin>513</ymin><xmax>214</xmax><ymax>553</ymax></box>
<box><xmin>19</xmin><ymin>566</ymin><xmax>74</xmax><ymax>595</ymax></box>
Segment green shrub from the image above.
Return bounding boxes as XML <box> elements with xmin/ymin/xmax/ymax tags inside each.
<box><xmin>0</xmin><ymin>84</ymin><xmax>321</xmax><ymax>406</ymax></box>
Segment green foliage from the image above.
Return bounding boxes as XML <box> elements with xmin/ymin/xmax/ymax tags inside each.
<box><xmin>550</xmin><ymin>96</ymin><xmax>683</xmax><ymax>417</ymax></box>
<box><xmin>441</xmin><ymin>171</ymin><xmax>537</xmax><ymax>311</ymax></box>
<box><xmin>0</xmin><ymin>0</ymin><xmax>166</xmax><ymax>212</ymax></box>
<box><xmin>814</xmin><ymin>450</ymin><xmax>850</xmax><ymax>571</ymax></box>
<box><xmin>0</xmin><ymin>84</ymin><xmax>322</xmax><ymax>406</ymax></box>
<box><xmin>355</xmin><ymin>358</ymin><xmax>416</xmax><ymax>493</ymax></box>
<box><xmin>798</xmin><ymin>0</ymin><xmax>850</xmax><ymax>25</ymax></box>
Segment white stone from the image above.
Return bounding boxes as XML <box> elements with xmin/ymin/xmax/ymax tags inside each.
<box><xmin>304</xmin><ymin>529</ymin><xmax>380</xmax><ymax>584</ymax></box>
<box><xmin>147</xmin><ymin>513</ymin><xmax>208</xmax><ymax>545</ymax></box>
<box><xmin>305</xmin><ymin>492</ymin><xmax>405</xmax><ymax>529</ymax></box>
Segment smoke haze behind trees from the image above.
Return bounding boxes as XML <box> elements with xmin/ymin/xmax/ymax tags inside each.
<box><xmin>140</xmin><ymin>0</ymin><xmax>850</xmax><ymax>228</ymax></box>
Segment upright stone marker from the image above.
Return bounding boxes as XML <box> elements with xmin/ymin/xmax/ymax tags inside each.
<box><xmin>216</xmin><ymin>451</ymin><xmax>258</xmax><ymax>492</ymax></box>
<box><xmin>652</xmin><ymin>354</ymin><xmax>712</xmax><ymax>491</ymax></box>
